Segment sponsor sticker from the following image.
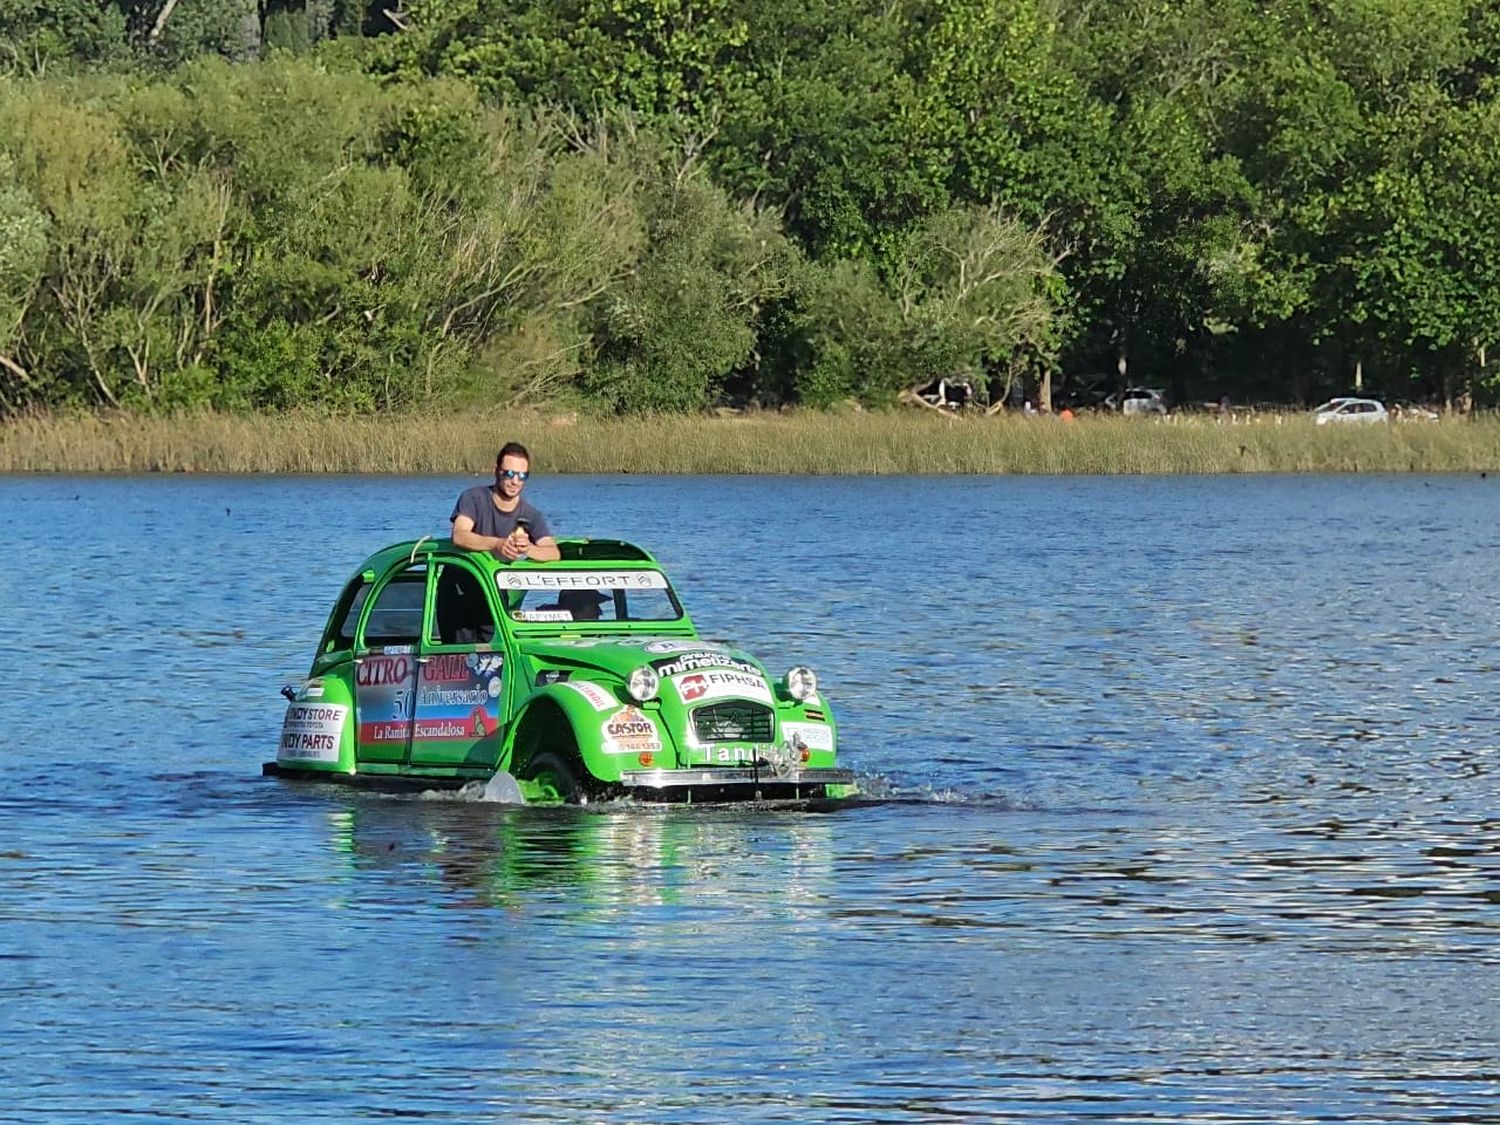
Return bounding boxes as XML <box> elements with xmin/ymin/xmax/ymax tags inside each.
<box><xmin>601</xmin><ymin>706</ymin><xmax>662</xmax><ymax>754</ymax></box>
<box><xmin>781</xmin><ymin>721</ymin><xmax>834</xmax><ymax>752</ymax></box>
<box><xmin>652</xmin><ymin>651</ymin><xmax>761</xmax><ymax>678</ymax></box>
<box><xmin>498</xmin><ymin>570</ymin><xmax>668</xmax><ymax>591</ymax></box>
<box><xmin>414</xmin><ymin>716</ymin><xmax>486</xmax><ymax>740</ymax></box>
<box><xmin>357</xmin><ymin>654</ymin><xmax>411</xmax><ymax>687</ymax></box>
<box><xmin>279</xmin><ymin>702</ymin><xmax>347</xmax><ymax>763</ymax></box>
<box><xmin>414</xmin><ymin>654</ymin><xmax>502</xmax><ymax>742</ymax></box>
<box><xmin>644</xmin><ymin>639</ymin><xmax>720</xmax><ymax>655</ymax></box>
<box><xmin>422</xmin><ymin>653</ymin><xmax>475</xmax><ymax>683</ymax></box>
<box><xmin>672</xmin><ymin>668</ymin><xmax>773</xmax><ymax>705</ymax></box>
<box><xmin>363</xmin><ymin>721</ymin><xmax>410</xmax><ymax>743</ymax></box>
<box><xmin>415</xmin><ymin>684</ymin><xmax>492</xmax><ymax>708</ymax></box>
<box><xmin>704</xmin><ymin>745</ymin><xmax>753</xmax><ymax>763</ymax></box>
<box><xmin>515</xmin><ymin>610</ymin><xmax>574</xmax><ymax>622</ymax></box>
<box><xmin>563</xmin><ymin>681</ymin><xmax>616</xmax><ymax>711</ymax></box>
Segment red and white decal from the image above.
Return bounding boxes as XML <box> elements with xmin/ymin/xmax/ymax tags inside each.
<box><xmin>412</xmin><ymin>716</ymin><xmax>488</xmax><ymax>740</ymax></box>
<box><xmin>563</xmin><ymin>681</ymin><xmax>616</xmax><ymax>712</ymax></box>
<box><xmin>357</xmin><ymin>655</ymin><xmax>410</xmax><ymax>687</ymax></box>
<box><xmin>671</xmin><ymin>668</ymin><xmax>772</xmax><ymax>705</ymax></box>
<box><xmin>422</xmin><ymin>653</ymin><xmax>474</xmax><ymax>683</ymax></box>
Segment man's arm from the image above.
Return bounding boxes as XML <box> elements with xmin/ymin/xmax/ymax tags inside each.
<box><xmin>452</xmin><ymin>513</ymin><xmax>512</xmax><ymax>556</ymax></box>
<box><xmin>518</xmin><ymin>509</ymin><xmax>560</xmax><ymax>562</ymax></box>
<box><xmin>525</xmin><ymin>536</ymin><xmax>561</xmax><ymax>562</ymax></box>
<box><xmin>453</xmin><ymin>514</ymin><xmax>558</xmax><ymax>561</ymax></box>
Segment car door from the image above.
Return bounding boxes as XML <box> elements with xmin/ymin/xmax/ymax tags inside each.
<box><xmin>353</xmin><ymin>562</ymin><xmax>427</xmax><ymax>765</ymax></box>
<box><xmin>406</xmin><ymin>557</ymin><xmax>508</xmax><ymax>770</ymax></box>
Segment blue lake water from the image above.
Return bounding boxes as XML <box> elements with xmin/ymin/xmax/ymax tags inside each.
<box><xmin>1</xmin><ymin>472</ymin><xmax>1497</xmax><ymax>1122</ymax></box>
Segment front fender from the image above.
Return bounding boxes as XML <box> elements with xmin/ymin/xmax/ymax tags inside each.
<box><xmin>506</xmin><ymin>680</ymin><xmax>679</xmax><ymax>784</ymax></box>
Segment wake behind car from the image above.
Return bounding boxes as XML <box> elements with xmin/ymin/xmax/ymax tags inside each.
<box><xmin>266</xmin><ymin>538</ymin><xmax>856</xmax><ymax>805</ymax></box>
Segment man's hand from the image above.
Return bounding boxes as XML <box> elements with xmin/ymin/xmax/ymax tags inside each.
<box><xmin>498</xmin><ymin>528</ymin><xmax>529</xmax><ymax>561</ymax></box>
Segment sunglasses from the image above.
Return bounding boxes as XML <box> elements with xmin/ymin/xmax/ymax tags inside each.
<box><xmin>499</xmin><ymin>469</ymin><xmax>529</xmax><ymax>481</ymax></box>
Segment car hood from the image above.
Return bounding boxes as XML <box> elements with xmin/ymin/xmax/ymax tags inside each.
<box><xmin>517</xmin><ymin>636</ymin><xmax>773</xmax><ymax>683</ymax></box>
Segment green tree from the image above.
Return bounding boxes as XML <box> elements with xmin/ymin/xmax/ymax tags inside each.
<box><xmin>0</xmin><ymin>1</ymin><xmax>129</xmax><ymax>71</ymax></box>
<box><xmin>580</xmin><ymin>150</ymin><xmax>796</xmax><ymax>412</ymax></box>
<box><xmin>0</xmin><ymin>158</ymin><xmax>51</xmax><ymax>406</ymax></box>
<box><xmin>788</xmin><ymin>205</ymin><xmax>1056</xmax><ymax>407</ymax></box>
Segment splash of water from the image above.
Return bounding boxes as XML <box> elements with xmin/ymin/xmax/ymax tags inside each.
<box><xmin>433</xmin><ymin>771</ymin><xmax>529</xmax><ymax>804</ymax></box>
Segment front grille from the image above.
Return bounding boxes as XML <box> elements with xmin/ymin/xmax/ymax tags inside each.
<box><xmin>692</xmin><ymin>701</ymin><xmax>774</xmax><ymax>743</ymax></box>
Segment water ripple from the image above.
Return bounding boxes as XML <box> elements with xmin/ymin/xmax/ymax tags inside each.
<box><xmin>2</xmin><ymin>473</ymin><xmax>1498</xmax><ymax>1121</ymax></box>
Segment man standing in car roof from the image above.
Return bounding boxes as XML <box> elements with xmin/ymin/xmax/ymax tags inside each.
<box><xmin>450</xmin><ymin>441</ymin><xmax>561</xmax><ymax>562</ymax></box>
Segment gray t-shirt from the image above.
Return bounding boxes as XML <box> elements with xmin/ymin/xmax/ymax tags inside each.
<box><xmin>450</xmin><ymin>485</ymin><xmax>552</xmax><ymax>547</ymax></box>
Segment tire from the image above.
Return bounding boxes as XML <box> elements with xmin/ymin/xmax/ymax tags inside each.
<box><xmin>524</xmin><ymin>750</ymin><xmax>586</xmax><ymax>805</ymax></box>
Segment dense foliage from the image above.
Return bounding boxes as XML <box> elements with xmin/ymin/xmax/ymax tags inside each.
<box><xmin>4</xmin><ymin>0</ymin><xmax>1500</xmax><ymax>414</ymax></box>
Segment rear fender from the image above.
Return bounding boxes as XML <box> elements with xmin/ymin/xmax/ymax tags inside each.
<box><xmin>277</xmin><ymin>674</ymin><xmax>355</xmax><ymax>773</ymax></box>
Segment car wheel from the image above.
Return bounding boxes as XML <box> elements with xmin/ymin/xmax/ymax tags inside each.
<box><xmin>524</xmin><ymin>750</ymin><xmax>586</xmax><ymax>805</ymax></box>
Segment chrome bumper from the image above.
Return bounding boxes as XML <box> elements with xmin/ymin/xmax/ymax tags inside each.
<box><xmin>618</xmin><ymin>766</ymin><xmax>855</xmax><ymax>790</ymax></box>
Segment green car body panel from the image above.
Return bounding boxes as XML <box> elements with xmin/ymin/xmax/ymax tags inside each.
<box><xmin>266</xmin><ymin>538</ymin><xmax>855</xmax><ymax>804</ymax></box>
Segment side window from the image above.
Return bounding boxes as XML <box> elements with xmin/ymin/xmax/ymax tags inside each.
<box><xmin>361</xmin><ymin>566</ymin><xmax>428</xmax><ymax>648</ymax></box>
<box><xmin>432</xmin><ymin>562</ymin><xmax>497</xmax><ymax>645</ymax></box>
<box><xmin>327</xmin><ymin>579</ymin><xmax>372</xmax><ymax>653</ymax></box>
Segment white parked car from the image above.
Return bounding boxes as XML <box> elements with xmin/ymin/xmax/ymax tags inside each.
<box><xmin>1314</xmin><ymin>398</ymin><xmax>1388</xmax><ymax>425</ymax></box>
<box><xmin>1393</xmin><ymin>403</ymin><xmax>1440</xmax><ymax>421</ymax></box>
<box><xmin>1106</xmin><ymin>387</ymin><xmax>1168</xmax><ymax>416</ymax></box>
<box><xmin>1312</xmin><ymin>397</ymin><xmax>1355</xmax><ymax>415</ymax></box>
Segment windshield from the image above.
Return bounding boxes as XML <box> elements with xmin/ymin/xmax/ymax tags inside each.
<box><xmin>497</xmin><ymin>569</ymin><xmax>684</xmax><ymax>624</ymax></box>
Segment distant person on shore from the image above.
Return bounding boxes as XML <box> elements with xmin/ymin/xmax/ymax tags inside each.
<box><xmin>450</xmin><ymin>441</ymin><xmax>560</xmax><ymax>562</ymax></box>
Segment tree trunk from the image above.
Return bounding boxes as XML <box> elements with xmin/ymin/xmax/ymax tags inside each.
<box><xmin>148</xmin><ymin>0</ymin><xmax>181</xmax><ymax>43</ymax></box>
<box><xmin>307</xmin><ymin>0</ymin><xmax>338</xmax><ymax>41</ymax></box>
<box><xmin>1114</xmin><ymin>325</ymin><xmax>1128</xmax><ymax>398</ymax></box>
<box><xmin>0</xmin><ymin>353</ymin><xmax>31</xmax><ymax>386</ymax></box>
<box><xmin>233</xmin><ymin>0</ymin><xmax>262</xmax><ymax>60</ymax></box>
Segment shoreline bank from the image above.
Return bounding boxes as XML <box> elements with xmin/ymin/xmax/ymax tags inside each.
<box><xmin>2</xmin><ymin>410</ymin><xmax>1497</xmax><ymax>475</ymax></box>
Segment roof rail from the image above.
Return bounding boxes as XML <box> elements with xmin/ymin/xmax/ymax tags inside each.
<box><xmin>557</xmin><ymin>539</ymin><xmax>653</xmax><ymax>562</ymax></box>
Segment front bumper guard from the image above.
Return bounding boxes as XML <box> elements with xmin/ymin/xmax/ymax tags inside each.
<box><xmin>619</xmin><ymin>766</ymin><xmax>855</xmax><ymax>791</ymax></box>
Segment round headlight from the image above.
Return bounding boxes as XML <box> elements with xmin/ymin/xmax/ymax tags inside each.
<box><xmin>784</xmin><ymin>666</ymin><xmax>818</xmax><ymax>702</ymax></box>
<box><xmin>626</xmin><ymin>665</ymin><xmax>660</xmax><ymax>703</ymax></box>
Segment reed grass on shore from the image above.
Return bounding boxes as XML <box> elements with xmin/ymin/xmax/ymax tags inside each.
<box><xmin>3</xmin><ymin>409</ymin><xmax>1499</xmax><ymax>475</ymax></box>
